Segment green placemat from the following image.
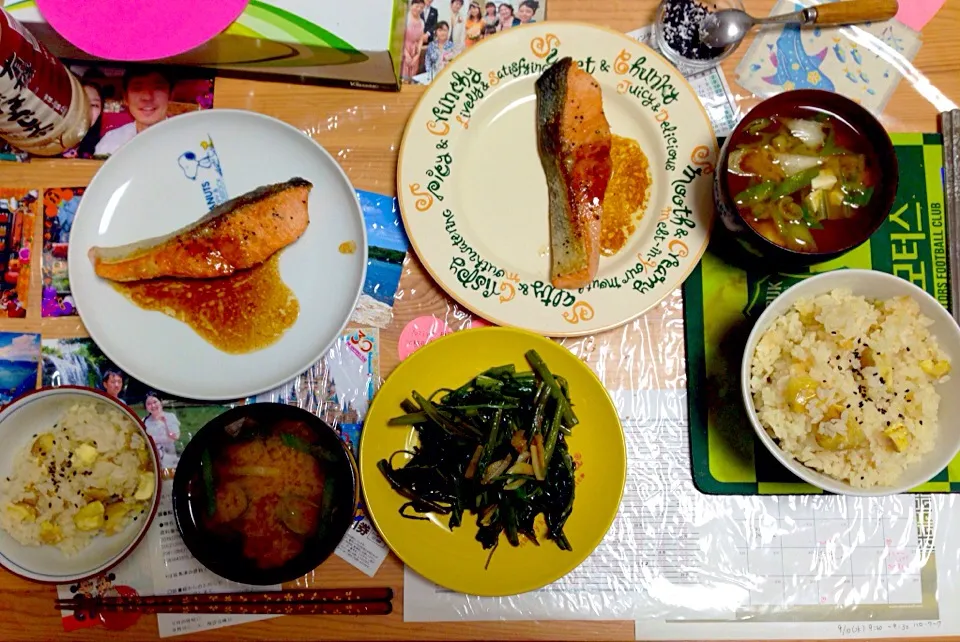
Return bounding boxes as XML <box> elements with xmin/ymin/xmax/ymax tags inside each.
<box><xmin>684</xmin><ymin>133</ymin><xmax>955</xmax><ymax>495</ymax></box>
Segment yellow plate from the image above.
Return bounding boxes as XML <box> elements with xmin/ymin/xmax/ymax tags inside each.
<box><xmin>359</xmin><ymin>327</ymin><xmax>626</xmax><ymax>596</ymax></box>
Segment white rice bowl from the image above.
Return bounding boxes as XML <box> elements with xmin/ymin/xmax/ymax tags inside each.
<box><xmin>0</xmin><ymin>388</ymin><xmax>160</xmax><ymax>582</ymax></box>
<box><xmin>741</xmin><ymin>270</ymin><xmax>960</xmax><ymax>495</ymax></box>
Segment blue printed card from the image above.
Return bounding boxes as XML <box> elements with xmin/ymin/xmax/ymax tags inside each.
<box><xmin>735</xmin><ymin>0</ymin><xmax>922</xmax><ymax>116</ymax></box>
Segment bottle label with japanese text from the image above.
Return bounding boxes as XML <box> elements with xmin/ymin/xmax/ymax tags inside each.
<box><xmin>0</xmin><ymin>8</ymin><xmax>76</xmax><ymax>144</ymax></box>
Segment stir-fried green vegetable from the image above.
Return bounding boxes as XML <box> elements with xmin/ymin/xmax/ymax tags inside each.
<box><xmin>378</xmin><ymin>350</ymin><xmax>578</xmax><ymax>565</ymax></box>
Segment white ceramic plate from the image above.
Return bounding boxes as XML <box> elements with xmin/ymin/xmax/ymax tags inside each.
<box><xmin>0</xmin><ymin>387</ymin><xmax>162</xmax><ymax>583</ymax></box>
<box><xmin>69</xmin><ymin>110</ymin><xmax>367</xmax><ymax>400</ymax></box>
<box><xmin>741</xmin><ymin>270</ymin><xmax>960</xmax><ymax>496</ymax></box>
<box><xmin>397</xmin><ymin>22</ymin><xmax>717</xmax><ymax>336</ymax></box>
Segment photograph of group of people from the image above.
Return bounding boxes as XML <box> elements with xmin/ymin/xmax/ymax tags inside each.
<box><xmin>0</xmin><ymin>64</ymin><xmax>214</xmax><ymax>162</ymax></box>
<box><xmin>403</xmin><ymin>0</ymin><xmax>546</xmax><ymax>84</ymax></box>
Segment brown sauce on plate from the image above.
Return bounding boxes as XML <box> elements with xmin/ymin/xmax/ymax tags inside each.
<box><xmin>112</xmin><ymin>254</ymin><xmax>299</xmax><ymax>354</ymax></box>
<box><xmin>600</xmin><ymin>135</ymin><xmax>652</xmax><ymax>256</ymax></box>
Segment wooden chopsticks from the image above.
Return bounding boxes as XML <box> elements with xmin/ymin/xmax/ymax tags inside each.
<box><xmin>941</xmin><ymin>109</ymin><xmax>960</xmax><ymax>323</ymax></box>
<box><xmin>56</xmin><ymin>587</ymin><xmax>393</xmax><ymax>616</ymax></box>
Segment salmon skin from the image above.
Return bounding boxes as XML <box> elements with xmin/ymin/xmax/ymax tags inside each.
<box><xmin>535</xmin><ymin>57</ymin><xmax>613</xmax><ymax>290</ymax></box>
<box><xmin>89</xmin><ymin>177</ymin><xmax>312</xmax><ymax>282</ymax></box>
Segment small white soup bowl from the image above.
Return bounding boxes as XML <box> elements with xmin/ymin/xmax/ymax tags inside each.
<box><xmin>0</xmin><ymin>386</ymin><xmax>161</xmax><ymax>583</ymax></box>
<box><xmin>741</xmin><ymin>270</ymin><xmax>960</xmax><ymax>496</ymax></box>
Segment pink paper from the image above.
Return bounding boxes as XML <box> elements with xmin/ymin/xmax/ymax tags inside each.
<box><xmin>36</xmin><ymin>0</ymin><xmax>249</xmax><ymax>61</ymax></box>
<box><xmin>397</xmin><ymin>316</ymin><xmax>453</xmax><ymax>361</ymax></box>
<box><xmin>895</xmin><ymin>0</ymin><xmax>945</xmax><ymax>32</ymax></box>
<box><xmin>396</xmin><ymin>316</ymin><xmax>491</xmax><ymax>361</ymax></box>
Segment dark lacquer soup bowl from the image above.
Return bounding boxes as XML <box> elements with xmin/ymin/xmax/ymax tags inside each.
<box><xmin>715</xmin><ymin>89</ymin><xmax>898</xmax><ymax>267</ymax></box>
<box><xmin>173</xmin><ymin>404</ymin><xmax>358</xmax><ymax>585</ymax></box>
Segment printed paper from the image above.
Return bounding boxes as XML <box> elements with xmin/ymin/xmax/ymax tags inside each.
<box><xmin>735</xmin><ymin>0</ymin><xmax>922</xmax><ymax>116</ymax></box>
<box><xmin>403</xmin><ymin>390</ymin><xmax>940</xmax><ymax>624</ymax></box>
<box><xmin>0</xmin><ymin>189</ymin><xmax>37</xmax><ymax>317</ymax></box>
<box><xmin>252</xmin><ymin>328</ymin><xmax>390</xmax><ymax>576</ymax></box>
<box><xmin>41</xmin><ymin>187</ymin><xmax>83</xmax><ymax>317</ymax></box>
<box><xmin>1</xmin><ymin>63</ymin><xmax>215</xmax><ymax>162</ymax></box>
<box><xmin>0</xmin><ymin>332</ymin><xmax>39</xmax><ymax>404</ymax></box>
<box><xmin>352</xmin><ymin>189</ymin><xmax>409</xmax><ymax>328</ymax></box>
<box><xmin>628</xmin><ymin>26</ymin><xmax>741</xmax><ymax>137</ymax></box>
<box><xmin>403</xmin><ymin>0</ymin><xmax>549</xmax><ymax>85</ymax></box>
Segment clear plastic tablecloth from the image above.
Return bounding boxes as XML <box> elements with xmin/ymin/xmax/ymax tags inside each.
<box><xmin>180</xmin><ymin>0</ymin><xmax>960</xmax><ymax>634</ymax></box>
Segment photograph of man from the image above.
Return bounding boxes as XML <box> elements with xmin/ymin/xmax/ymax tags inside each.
<box><xmin>102</xmin><ymin>369</ymin><xmax>124</xmax><ymax>399</ymax></box>
<box><xmin>423</xmin><ymin>0</ymin><xmax>440</xmax><ymax>43</ymax></box>
<box><xmin>94</xmin><ymin>67</ymin><xmax>172</xmax><ymax>156</ymax></box>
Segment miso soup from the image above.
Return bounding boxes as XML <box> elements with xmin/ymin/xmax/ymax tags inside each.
<box><xmin>725</xmin><ymin>109</ymin><xmax>880</xmax><ymax>254</ymax></box>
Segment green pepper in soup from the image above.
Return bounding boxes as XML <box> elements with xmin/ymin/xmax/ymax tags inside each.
<box><xmin>726</xmin><ymin>110</ymin><xmax>879</xmax><ymax>254</ymax></box>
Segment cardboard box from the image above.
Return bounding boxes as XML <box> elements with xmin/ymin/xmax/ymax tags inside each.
<box><xmin>3</xmin><ymin>0</ymin><xmax>406</xmax><ymax>91</ymax></box>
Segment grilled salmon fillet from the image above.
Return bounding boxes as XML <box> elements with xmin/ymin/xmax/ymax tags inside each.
<box><xmin>535</xmin><ymin>57</ymin><xmax>613</xmax><ymax>290</ymax></box>
<box><xmin>89</xmin><ymin>177</ymin><xmax>312</xmax><ymax>282</ymax></box>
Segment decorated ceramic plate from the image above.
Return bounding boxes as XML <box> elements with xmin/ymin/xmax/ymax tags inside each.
<box><xmin>69</xmin><ymin>110</ymin><xmax>366</xmax><ymax>400</ymax></box>
<box><xmin>360</xmin><ymin>327</ymin><xmax>626</xmax><ymax>596</ymax></box>
<box><xmin>397</xmin><ymin>22</ymin><xmax>717</xmax><ymax>336</ymax></box>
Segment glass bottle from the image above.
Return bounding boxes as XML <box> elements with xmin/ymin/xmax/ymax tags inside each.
<box><xmin>0</xmin><ymin>8</ymin><xmax>90</xmax><ymax>156</ymax></box>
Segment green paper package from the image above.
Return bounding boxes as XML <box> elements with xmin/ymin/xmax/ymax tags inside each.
<box><xmin>3</xmin><ymin>0</ymin><xmax>407</xmax><ymax>91</ymax></box>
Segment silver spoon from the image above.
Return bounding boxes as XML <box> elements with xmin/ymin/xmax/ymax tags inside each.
<box><xmin>699</xmin><ymin>0</ymin><xmax>899</xmax><ymax>49</ymax></box>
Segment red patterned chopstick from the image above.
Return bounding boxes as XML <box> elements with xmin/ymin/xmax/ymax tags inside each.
<box><xmin>56</xmin><ymin>587</ymin><xmax>394</xmax><ymax>616</ymax></box>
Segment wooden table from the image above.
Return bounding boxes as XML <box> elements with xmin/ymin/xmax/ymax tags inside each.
<box><xmin>2</xmin><ymin>1</ymin><xmax>959</xmax><ymax>639</ymax></box>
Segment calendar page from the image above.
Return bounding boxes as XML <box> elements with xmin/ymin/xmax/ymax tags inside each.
<box><xmin>403</xmin><ymin>389</ymin><xmax>940</xmax><ymax>623</ymax></box>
